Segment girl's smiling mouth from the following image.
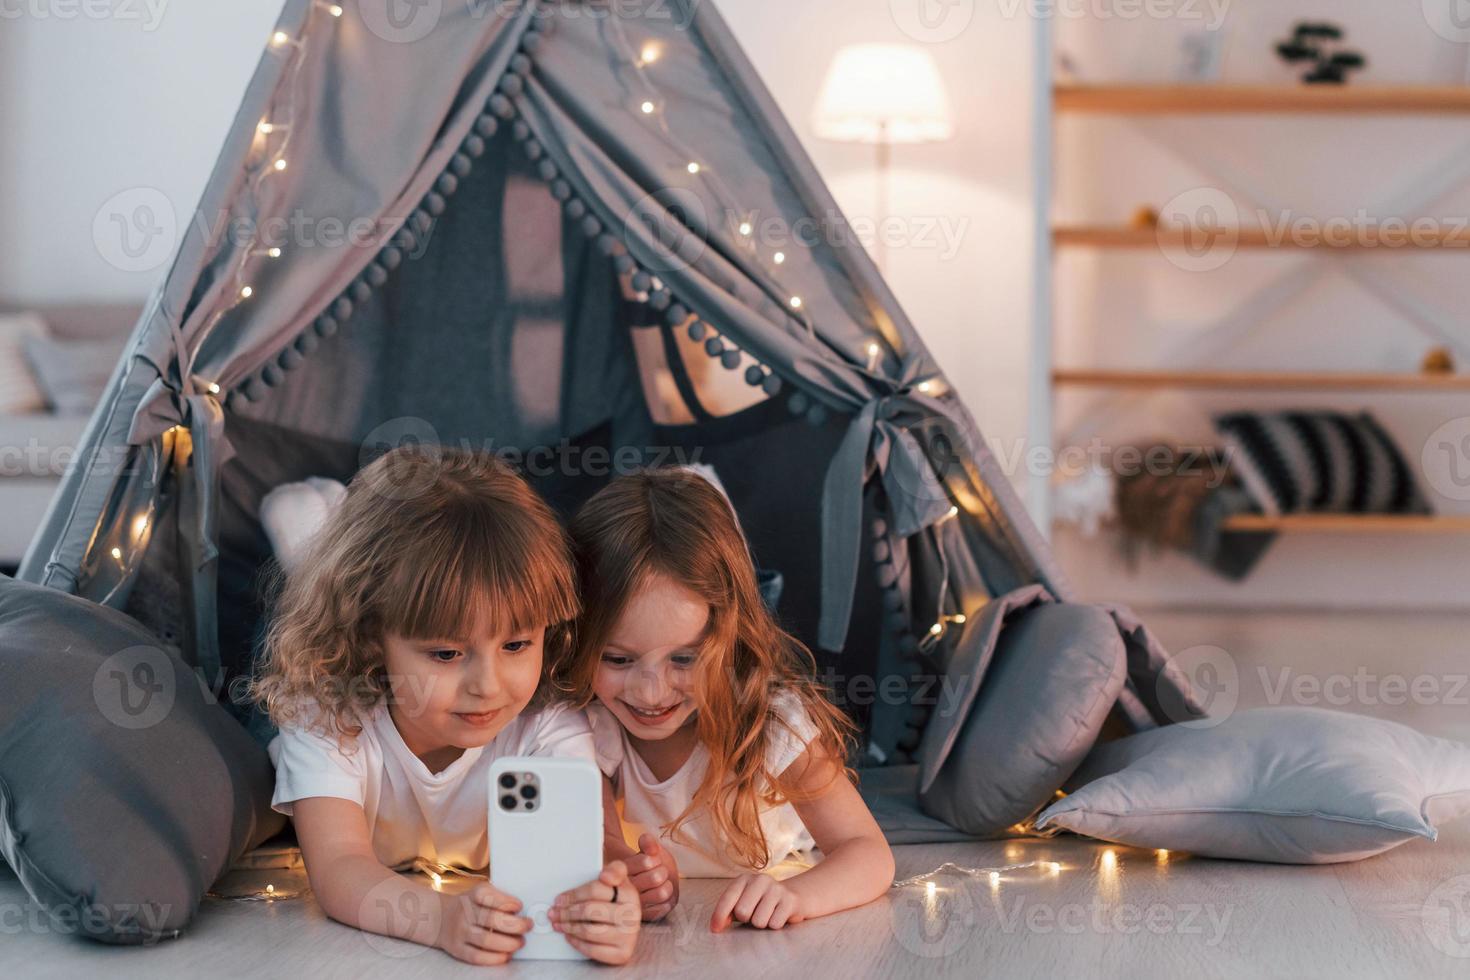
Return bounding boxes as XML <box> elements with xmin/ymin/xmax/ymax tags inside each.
<box><xmin>619</xmin><ymin>700</ymin><xmax>683</xmax><ymax>725</ymax></box>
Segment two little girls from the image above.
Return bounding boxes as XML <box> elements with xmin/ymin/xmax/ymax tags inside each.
<box><xmin>252</xmin><ymin>448</ymin><xmax>892</xmax><ymax>964</ymax></box>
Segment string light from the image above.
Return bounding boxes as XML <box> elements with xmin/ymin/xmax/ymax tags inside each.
<box><xmin>257</xmin><ymin>121</ymin><xmax>289</xmax><ymax>135</ymax></box>
<box><xmin>110</xmin><ymin>547</ymin><xmax>122</xmax><ymax>560</ymax></box>
<box><xmin>273</xmin><ymin>158</ymin><xmax>288</xmax><ymax>171</ymax></box>
<box><xmin>789</xmin><ymin>296</ymin><xmax>803</xmax><ymax>309</ymax></box>
<box><xmin>270</xmin><ymin>30</ymin><xmax>293</xmax><ymax>47</ymax></box>
<box><xmin>267</xmin><ymin>247</ymin><xmax>282</xmax><ymax>258</ymax></box>
<box><xmin>206</xmin><ymin>382</ymin><xmax>221</xmax><ymax>395</ymax></box>
<box><xmin>866</xmin><ymin>341</ymin><xmax>882</xmax><ymax>371</ymax></box>
<box><xmin>131</xmin><ymin>515</ymin><xmax>149</xmax><ymax>538</ymax></box>
<box><xmin>316</xmin><ymin>1</ymin><xmax>343</xmax><ymax>15</ymax></box>
<box><xmin>640</xmin><ymin>100</ymin><xmax>656</xmax><ymax>114</ymax></box>
<box><xmin>738</xmin><ymin>221</ymin><xmax>753</xmax><ymax>236</ymax></box>
<box><xmin>639</xmin><ymin>42</ymin><xmax>662</xmax><ymax>65</ymax></box>
<box><xmin>894</xmin><ymin>860</ymin><xmax>1069</xmax><ymax>889</ymax></box>
<box><xmin>686</xmin><ymin>161</ymin><xmax>701</xmax><ymax>174</ymax></box>
<box><xmin>240</xmin><ymin>286</ymin><xmax>254</xmax><ymax>299</ymax></box>
<box><xmin>918</xmin><ymin>380</ymin><xmax>933</xmax><ymax>394</ymax></box>
<box><xmin>773</xmin><ymin>251</ymin><xmax>786</xmax><ymax>264</ymax></box>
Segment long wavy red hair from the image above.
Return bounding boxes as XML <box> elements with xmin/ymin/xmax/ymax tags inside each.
<box><xmin>557</xmin><ymin>469</ymin><xmax>855</xmax><ymax>870</ymax></box>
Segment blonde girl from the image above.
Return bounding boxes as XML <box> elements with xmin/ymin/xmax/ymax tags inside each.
<box><xmin>250</xmin><ymin>447</ymin><xmax>639</xmax><ymax>964</ymax></box>
<box><xmin>559</xmin><ymin>469</ymin><xmax>895</xmax><ymax>930</ymax></box>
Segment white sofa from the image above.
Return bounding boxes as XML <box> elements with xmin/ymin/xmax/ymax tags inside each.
<box><xmin>0</xmin><ymin>303</ymin><xmax>141</xmax><ymax>569</ymax></box>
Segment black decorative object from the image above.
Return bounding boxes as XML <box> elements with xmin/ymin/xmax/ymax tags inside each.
<box><xmin>1274</xmin><ymin>21</ymin><xmax>1366</xmax><ymax>85</ymax></box>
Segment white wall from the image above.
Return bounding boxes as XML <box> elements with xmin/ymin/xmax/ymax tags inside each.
<box><xmin>1</xmin><ymin>0</ymin><xmax>1041</xmax><ymax>481</ymax></box>
<box><xmin>0</xmin><ymin>3</ymin><xmax>286</xmax><ymax>302</ymax></box>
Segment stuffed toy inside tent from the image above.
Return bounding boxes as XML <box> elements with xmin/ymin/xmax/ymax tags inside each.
<box><xmin>4</xmin><ymin>0</ymin><xmax>1199</xmax><ymax>943</ymax></box>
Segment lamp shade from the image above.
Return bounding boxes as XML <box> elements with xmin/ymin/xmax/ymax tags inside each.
<box><xmin>813</xmin><ymin>44</ymin><xmax>955</xmax><ymax>144</ymax></box>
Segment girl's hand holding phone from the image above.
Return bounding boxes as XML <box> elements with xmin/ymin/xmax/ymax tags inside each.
<box><xmin>437</xmin><ymin>882</ymin><xmax>534</xmax><ymax>966</ymax></box>
<box><xmin>624</xmin><ymin>832</ymin><xmax>680</xmax><ymax>921</ymax></box>
<box><xmin>710</xmin><ymin>873</ymin><xmax>806</xmax><ymax>932</ymax></box>
<box><xmin>547</xmin><ymin>860</ymin><xmax>641</xmax><ymax>964</ymax></box>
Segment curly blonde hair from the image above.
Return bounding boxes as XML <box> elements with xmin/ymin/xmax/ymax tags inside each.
<box><xmin>248</xmin><ymin>446</ymin><xmax>579</xmax><ymax>744</ymax></box>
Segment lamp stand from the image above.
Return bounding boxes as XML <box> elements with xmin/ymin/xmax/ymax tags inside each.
<box><xmin>875</xmin><ymin>120</ymin><xmax>890</xmax><ymax>275</ymax></box>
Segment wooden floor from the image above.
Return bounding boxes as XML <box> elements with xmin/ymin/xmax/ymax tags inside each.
<box><xmin>4</xmin><ymin>608</ymin><xmax>1469</xmax><ymax>978</ymax></box>
<box><xmin>5</xmin><ymin>826</ymin><xmax>1470</xmax><ymax>979</ymax></box>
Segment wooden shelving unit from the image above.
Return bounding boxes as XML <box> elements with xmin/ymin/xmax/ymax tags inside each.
<box><xmin>1034</xmin><ymin>67</ymin><xmax>1470</xmax><ymax>545</ymax></box>
<box><xmin>1052</xmin><ymin>369</ymin><xmax>1470</xmax><ymax>392</ymax></box>
<box><xmin>1054</xmin><ymin>84</ymin><xmax>1470</xmax><ymax>115</ymax></box>
<box><xmin>1222</xmin><ymin>514</ymin><xmax>1470</xmax><ymax>534</ymax></box>
<box><xmin>1054</xmin><ymin>225</ymin><xmax>1470</xmax><ymax>249</ymax></box>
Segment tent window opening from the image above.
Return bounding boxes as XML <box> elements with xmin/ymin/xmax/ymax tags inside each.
<box><xmin>620</xmin><ymin>272</ymin><xmax>769</xmax><ymax>426</ymax></box>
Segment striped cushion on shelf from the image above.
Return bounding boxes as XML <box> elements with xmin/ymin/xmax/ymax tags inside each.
<box><xmin>1215</xmin><ymin>411</ymin><xmax>1430</xmax><ymax>518</ymax></box>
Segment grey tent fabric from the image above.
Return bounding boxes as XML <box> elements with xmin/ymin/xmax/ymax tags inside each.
<box><xmin>20</xmin><ymin>0</ymin><xmax>1166</xmax><ymax>760</ymax></box>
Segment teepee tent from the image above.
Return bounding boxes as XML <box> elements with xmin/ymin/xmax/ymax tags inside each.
<box><xmin>20</xmin><ymin>0</ymin><xmax>1175</xmax><ymax>761</ymax></box>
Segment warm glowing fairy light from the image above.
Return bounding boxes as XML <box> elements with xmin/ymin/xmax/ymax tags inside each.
<box><xmin>640</xmin><ymin>42</ymin><xmax>662</xmax><ymax>65</ymax></box>
<box><xmin>271</xmin><ymin>31</ymin><xmax>291</xmax><ymax>47</ymax></box>
<box><xmin>789</xmin><ymin>296</ymin><xmax>803</xmax><ymax>309</ymax></box>
<box><xmin>132</xmin><ymin>515</ymin><xmax>149</xmax><ymax>538</ymax></box>
<box><xmin>240</xmin><ymin>286</ymin><xmax>254</xmax><ymax>299</ymax></box>
<box><xmin>273</xmin><ymin>158</ymin><xmax>288</xmax><ymax>171</ymax></box>
<box><xmin>206</xmin><ymin>382</ymin><xmax>221</xmax><ymax>395</ymax></box>
<box><xmin>1050</xmin><ymin>862</ymin><xmax>1062</xmax><ymax>874</ymax></box>
<box><xmin>1101</xmin><ymin>850</ymin><xmax>1117</xmax><ymax>870</ymax></box>
<box><xmin>928</xmin><ymin>622</ymin><xmax>943</xmax><ymax>636</ymax></box>
<box><xmin>267</xmin><ymin>247</ymin><xmax>282</xmax><ymax>258</ymax></box>
<box><xmin>925</xmin><ymin>881</ymin><xmax>936</xmax><ymax>898</ymax></box>
<box><xmin>739</xmin><ymin>221</ymin><xmax>753</xmax><ymax>236</ymax></box>
<box><xmin>687</xmin><ymin>162</ymin><xmax>701</xmax><ymax>174</ymax></box>
<box><xmin>110</xmin><ymin>547</ymin><xmax>122</xmax><ymax>560</ymax></box>
<box><xmin>640</xmin><ymin>101</ymin><xmax>655</xmax><ymax>114</ymax></box>
<box><xmin>918</xmin><ymin>380</ymin><xmax>934</xmax><ymax>394</ymax></box>
<box><xmin>773</xmin><ymin>251</ymin><xmax>786</xmax><ymax>264</ymax></box>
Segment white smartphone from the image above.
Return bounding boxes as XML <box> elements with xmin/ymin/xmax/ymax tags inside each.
<box><xmin>488</xmin><ymin>756</ymin><xmax>604</xmax><ymax>960</ymax></box>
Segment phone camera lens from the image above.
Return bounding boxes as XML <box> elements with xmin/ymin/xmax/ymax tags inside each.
<box><xmin>520</xmin><ymin>784</ymin><xmax>538</xmax><ymax>800</ymax></box>
<box><xmin>499</xmin><ymin>794</ymin><xmax>518</xmax><ymax>810</ymax></box>
<box><xmin>498</xmin><ymin>773</ymin><xmax>517</xmax><ymax>789</ymax></box>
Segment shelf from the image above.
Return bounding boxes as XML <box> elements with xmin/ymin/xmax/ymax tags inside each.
<box><xmin>1222</xmin><ymin>514</ymin><xmax>1470</xmax><ymax>534</ymax></box>
<box><xmin>1052</xmin><ymin>369</ymin><xmax>1470</xmax><ymax>392</ymax></box>
<box><xmin>1054</xmin><ymin>85</ymin><xmax>1470</xmax><ymax>115</ymax></box>
<box><xmin>1053</xmin><ymin>225</ymin><xmax>1470</xmax><ymax>249</ymax></box>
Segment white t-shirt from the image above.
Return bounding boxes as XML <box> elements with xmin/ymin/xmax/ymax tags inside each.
<box><xmin>588</xmin><ymin>693</ymin><xmax>819</xmax><ymax>878</ymax></box>
<box><xmin>269</xmin><ymin>700</ymin><xmax>596</xmax><ymax>872</ymax></box>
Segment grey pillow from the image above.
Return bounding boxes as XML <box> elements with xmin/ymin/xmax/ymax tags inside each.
<box><xmin>0</xmin><ymin>576</ymin><xmax>283</xmax><ymax>943</ymax></box>
<box><xmin>23</xmin><ymin>333</ymin><xmax>125</xmax><ymax>416</ymax></box>
<box><xmin>917</xmin><ymin>586</ymin><xmax>1126</xmax><ymax>836</ymax></box>
<box><xmin>1036</xmin><ymin>707</ymin><xmax>1470</xmax><ymax>864</ymax></box>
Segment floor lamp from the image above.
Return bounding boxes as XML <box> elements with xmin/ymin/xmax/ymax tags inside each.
<box><xmin>814</xmin><ymin>44</ymin><xmax>955</xmax><ymax>274</ymax></box>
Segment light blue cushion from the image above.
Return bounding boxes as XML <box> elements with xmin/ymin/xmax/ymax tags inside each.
<box><xmin>1036</xmin><ymin>707</ymin><xmax>1470</xmax><ymax>864</ymax></box>
<box><xmin>23</xmin><ymin>333</ymin><xmax>123</xmax><ymax>416</ymax></box>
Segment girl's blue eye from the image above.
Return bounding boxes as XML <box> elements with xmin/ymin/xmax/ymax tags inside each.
<box><xmin>671</xmin><ymin>654</ymin><xmax>697</xmax><ymax>668</ymax></box>
<box><xmin>503</xmin><ymin>640</ymin><xmax>532</xmax><ymax>654</ymax></box>
<box><xmin>600</xmin><ymin>653</ymin><xmax>632</xmax><ymax>668</ymax></box>
<box><xmin>428</xmin><ymin>649</ymin><xmax>461</xmax><ymax>663</ymax></box>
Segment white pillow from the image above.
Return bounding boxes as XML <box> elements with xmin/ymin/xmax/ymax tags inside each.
<box><xmin>1036</xmin><ymin>707</ymin><xmax>1470</xmax><ymax>864</ymax></box>
<box><xmin>259</xmin><ymin>478</ymin><xmax>348</xmax><ymax>573</ymax></box>
<box><xmin>0</xmin><ymin>313</ymin><xmax>50</xmax><ymax>415</ymax></box>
